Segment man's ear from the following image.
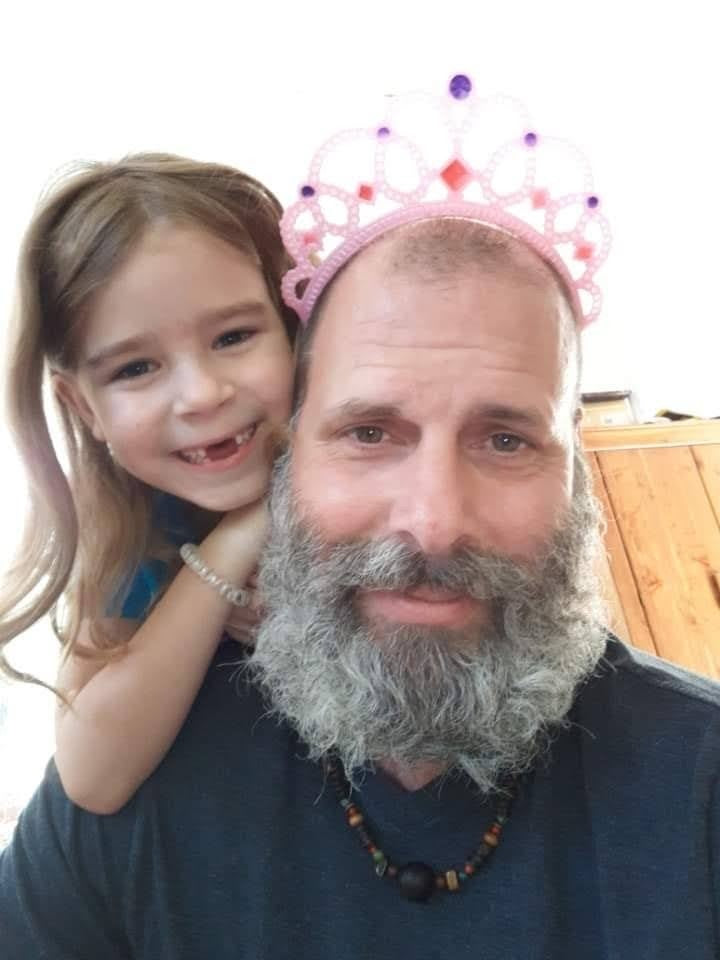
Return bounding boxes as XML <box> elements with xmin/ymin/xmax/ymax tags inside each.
<box><xmin>52</xmin><ymin>373</ymin><xmax>106</xmax><ymax>443</ymax></box>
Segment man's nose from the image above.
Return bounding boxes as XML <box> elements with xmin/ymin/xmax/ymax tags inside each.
<box><xmin>387</xmin><ymin>445</ymin><xmax>470</xmax><ymax>556</ymax></box>
<box><xmin>172</xmin><ymin>361</ymin><xmax>235</xmax><ymax>416</ymax></box>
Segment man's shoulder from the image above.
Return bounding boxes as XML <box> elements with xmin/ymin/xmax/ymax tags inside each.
<box><xmin>171</xmin><ymin>639</ymin><xmax>284</xmax><ymax>758</ymax></box>
<box><xmin>598</xmin><ymin>635</ymin><xmax>720</xmax><ymax>713</ymax></box>
<box><xmin>195</xmin><ymin>637</ymin><xmax>259</xmax><ymax>705</ymax></box>
<box><xmin>574</xmin><ymin>635</ymin><xmax>720</xmax><ymax>763</ymax></box>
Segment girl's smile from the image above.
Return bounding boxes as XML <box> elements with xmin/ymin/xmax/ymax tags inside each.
<box><xmin>175</xmin><ymin>421</ymin><xmax>259</xmax><ymax>466</ymax></box>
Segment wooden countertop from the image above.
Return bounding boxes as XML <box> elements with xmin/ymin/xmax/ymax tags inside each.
<box><xmin>582</xmin><ymin>420</ymin><xmax>720</xmax><ymax>451</ymax></box>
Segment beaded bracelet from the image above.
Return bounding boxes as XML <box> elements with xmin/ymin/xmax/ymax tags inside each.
<box><xmin>179</xmin><ymin>543</ymin><xmax>252</xmax><ymax>608</ymax></box>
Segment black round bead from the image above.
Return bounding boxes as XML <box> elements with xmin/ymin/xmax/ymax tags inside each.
<box><xmin>397</xmin><ymin>862</ymin><xmax>436</xmax><ymax>902</ymax></box>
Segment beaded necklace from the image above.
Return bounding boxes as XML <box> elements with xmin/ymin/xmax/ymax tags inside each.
<box><xmin>324</xmin><ymin>757</ymin><xmax>516</xmax><ymax>902</ymax></box>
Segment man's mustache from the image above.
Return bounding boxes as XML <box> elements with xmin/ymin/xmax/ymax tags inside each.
<box><xmin>295</xmin><ymin>533</ymin><xmax>539</xmax><ymax>600</ymax></box>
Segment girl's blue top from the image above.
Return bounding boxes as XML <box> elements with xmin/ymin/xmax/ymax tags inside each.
<box><xmin>119</xmin><ymin>493</ymin><xmax>194</xmax><ymax>619</ymax></box>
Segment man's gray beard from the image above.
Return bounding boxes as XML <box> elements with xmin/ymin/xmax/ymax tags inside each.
<box><xmin>250</xmin><ymin>448</ymin><xmax>608</xmax><ymax>794</ymax></box>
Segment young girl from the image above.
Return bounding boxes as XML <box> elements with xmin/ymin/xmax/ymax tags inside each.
<box><xmin>0</xmin><ymin>154</ymin><xmax>297</xmax><ymax>815</ymax></box>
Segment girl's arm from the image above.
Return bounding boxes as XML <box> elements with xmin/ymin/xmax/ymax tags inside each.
<box><xmin>54</xmin><ymin>501</ymin><xmax>267</xmax><ymax>815</ymax></box>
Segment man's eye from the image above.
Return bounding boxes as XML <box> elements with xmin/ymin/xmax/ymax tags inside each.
<box><xmin>490</xmin><ymin>433</ymin><xmax>527</xmax><ymax>453</ymax></box>
<box><xmin>214</xmin><ymin>328</ymin><xmax>255</xmax><ymax>349</ymax></box>
<box><xmin>350</xmin><ymin>426</ymin><xmax>385</xmax><ymax>444</ymax></box>
<box><xmin>112</xmin><ymin>360</ymin><xmax>154</xmax><ymax>381</ymax></box>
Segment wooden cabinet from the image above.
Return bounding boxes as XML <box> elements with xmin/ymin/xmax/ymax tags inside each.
<box><xmin>583</xmin><ymin>421</ymin><xmax>720</xmax><ymax>680</ymax></box>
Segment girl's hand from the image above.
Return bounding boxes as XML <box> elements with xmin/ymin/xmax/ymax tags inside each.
<box><xmin>200</xmin><ymin>504</ymin><xmax>267</xmax><ymax>647</ymax></box>
<box><xmin>212</xmin><ymin>498</ymin><xmax>269</xmax><ymax>553</ymax></box>
<box><xmin>224</xmin><ymin>570</ymin><xmax>262</xmax><ymax>647</ymax></box>
<box><xmin>199</xmin><ymin>499</ymin><xmax>269</xmax><ymax>586</ymax></box>
<box><xmin>223</xmin><ymin>605</ymin><xmax>260</xmax><ymax>647</ymax></box>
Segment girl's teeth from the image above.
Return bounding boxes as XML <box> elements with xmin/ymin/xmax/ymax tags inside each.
<box><xmin>235</xmin><ymin>424</ymin><xmax>256</xmax><ymax>446</ymax></box>
<box><xmin>180</xmin><ymin>448</ymin><xmax>208</xmax><ymax>464</ymax></box>
<box><xmin>179</xmin><ymin>424</ymin><xmax>256</xmax><ymax>464</ymax></box>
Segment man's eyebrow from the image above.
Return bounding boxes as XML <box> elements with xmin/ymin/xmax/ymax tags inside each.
<box><xmin>324</xmin><ymin>401</ymin><xmax>545</xmax><ymax>426</ymax></box>
<box><xmin>83</xmin><ymin>300</ymin><xmax>268</xmax><ymax>369</ymax></box>
<box><xmin>322</xmin><ymin>400</ymin><xmax>405</xmax><ymax>423</ymax></box>
<box><xmin>320</xmin><ymin>400</ymin><xmax>548</xmax><ymax>435</ymax></box>
<box><xmin>467</xmin><ymin>403</ymin><xmax>547</xmax><ymax>430</ymax></box>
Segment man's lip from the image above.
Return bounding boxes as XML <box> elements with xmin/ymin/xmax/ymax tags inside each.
<box><xmin>399</xmin><ymin>586</ymin><xmax>465</xmax><ymax>603</ymax></box>
<box><xmin>357</xmin><ymin>588</ymin><xmax>482</xmax><ymax>628</ymax></box>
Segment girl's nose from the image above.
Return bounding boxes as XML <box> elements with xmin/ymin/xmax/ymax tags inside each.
<box><xmin>172</xmin><ymin>363</ymin><xmax>235</xmax><ymax>417</ymax></box>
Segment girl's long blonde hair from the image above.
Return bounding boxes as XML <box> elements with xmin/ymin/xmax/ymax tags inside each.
<box><xmin>1</xmin><ymin>153</ymin><xmax>296</xmax><ymax>689</ymax></box>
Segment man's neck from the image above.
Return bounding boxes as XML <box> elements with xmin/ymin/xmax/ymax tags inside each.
<box><xmin>379</xmin><ymin>759</ymin><xmax>448</xmax><ymax>792</ymax></box>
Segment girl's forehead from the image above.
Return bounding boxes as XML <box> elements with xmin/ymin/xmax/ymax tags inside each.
<box><xmin>102</xmin><ymin>222</ymin><xmax>261</xmax><ymax>292</ymax></box>
<box><xmin>81</xmin><ymin>225</ymin><xmax>270</xmax><ymax>344</ymax></box>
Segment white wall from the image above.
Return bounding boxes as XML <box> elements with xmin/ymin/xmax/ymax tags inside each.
<box><xmin>1</xmin><ymin>0</ymin><xmax>719</xmax><ymax>814</ymax></box>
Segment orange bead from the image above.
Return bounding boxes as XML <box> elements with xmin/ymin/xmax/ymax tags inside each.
<box><xmin>483</xmin><ymin>831</ymin><xmax>499</xmax><ymax>847</ymax></box>
<box><xmin>348</xmin><ymin>813</ymin><xmax>364</xmax><ymax>827</ymax></box>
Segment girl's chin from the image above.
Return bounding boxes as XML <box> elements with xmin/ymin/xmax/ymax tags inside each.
<box><xmin>175</xmin><ymin>476</ymin><xmax>268</xmax><ymax>513</ymax></box>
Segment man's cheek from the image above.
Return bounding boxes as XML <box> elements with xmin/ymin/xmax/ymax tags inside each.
<box><xmin>298</xmin><ymin>469</ymin><xmax>376</xmax><ymax>541</ymax></box>
<box><xmin>500</xmin><ymin>489</ymin><xmax>566</xmax><ymax>557</ymax></box>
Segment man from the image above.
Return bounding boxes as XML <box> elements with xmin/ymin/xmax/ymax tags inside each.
<box><xmin>2</xmin><ymin>73</ymin><xmax>720</xmax><ymax>955</ymax></box>
<box><xmin>2</xmin><ymin>213</ymin><xmax>719</xmax><ymax>958</ymax></box>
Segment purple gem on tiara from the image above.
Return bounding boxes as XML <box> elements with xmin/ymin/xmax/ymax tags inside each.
<box><xmin>524</xmin><ymin>132</ymin><xmax>538</xmax><ymax>147</ymax></box>
<box><xmin>300</xmin><ymin>185</ymin><xmax>315</xmax><ymax>198</ymax></box>
<box><xmin>587</xmin><ymin>195</ymin><xmax>600</xmax><ymax>209</ymax></box>
<box><xmin>377</xmin><ymin>126</ymin><xmax>391</xmax><ymax>138</ymax></box>
<box><xmin>449</xmin><ymin>74</ymin><xmax>472</xmax><ymax>100</ymax></box>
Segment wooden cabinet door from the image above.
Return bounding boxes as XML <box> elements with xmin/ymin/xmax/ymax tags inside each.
<box><xmin>585</xmin><ymin>429</ymin><xmax>720</xmax><ymax>680</ymax></box>
<box><xmin>588</xmin><ymin>453</ymin><xmax>655</xmax><ymax>655</ymax></box>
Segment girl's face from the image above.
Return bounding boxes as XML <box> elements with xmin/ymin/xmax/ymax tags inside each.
<box><xmin>57</xmin><ymin>224</ymin><xmax>294</xmax><ymax>512</ymax></box>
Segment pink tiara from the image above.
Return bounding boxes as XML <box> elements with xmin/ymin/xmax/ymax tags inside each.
<box><xmin>281</xmin><ymin>74</ymin><xmax>610</xmax><ymax>328</ymax></box>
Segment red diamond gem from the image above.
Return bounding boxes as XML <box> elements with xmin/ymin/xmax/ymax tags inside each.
<box><xmin>532</xmin><ymin>188</ymin><xmax>549</xmax><ymax>209</ymax></box>
<box><xmin>440</xmin><ymin>159</ymin><xmax>471</xmax><ymax>192</ymax></box>
<box><xmin>357</xmin><ymin>183</ymin><xmax>375</xmax><ymax>202</ymax></box>
<box><xmin>302</xmin><ymin>231</ymin><xmax>319</xmax><ymax>247</ymax></box>
<box><xmin>574</xmin><ymin>242</ymin><xmax>595</xmax><ymax>262</ymax></box>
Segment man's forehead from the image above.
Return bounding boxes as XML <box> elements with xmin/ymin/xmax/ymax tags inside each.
<box><xmin>315</xmin><ymin>252</ymin><xmax>566</xmax><ymax>357</ymax></box>
<box><xmin>306</xmin><ymin>312</ymin><xmax>564</xmax><ymax>427</ymax></box>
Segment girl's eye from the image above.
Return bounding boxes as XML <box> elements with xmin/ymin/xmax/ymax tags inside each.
<box><xmin>111</xmin><ymin>360</ymin><xmax>155</xmax><ymax>381</ymax></box>
<box><xmin>490</xmin><ymin>433</ymin><xmax>526</xmax><ymax>453</ymax></box>
<box><xmin>214</xmin><ymin>328</ymin><xmax>255</xmax><ymax>349</ymax></box>
<box><xmin>350</xmin><ymin>426</ymin><xmax>385</xmax><ymax>445</ymax></box>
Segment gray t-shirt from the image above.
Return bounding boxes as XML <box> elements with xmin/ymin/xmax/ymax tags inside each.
<box><xmin>1</xmin><ymin>636</ymin><xmax>719</xmax><ymax>959</ymax></box>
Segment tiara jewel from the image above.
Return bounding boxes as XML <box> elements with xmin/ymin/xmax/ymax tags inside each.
<box><xmin>281</xmin><ymin>74</ymin><xmax>610</xmax><ymax>328</ymax></box>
